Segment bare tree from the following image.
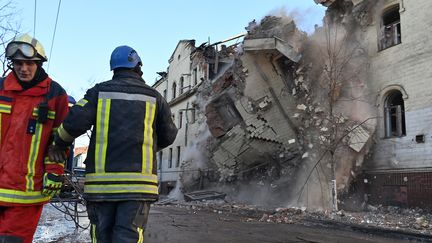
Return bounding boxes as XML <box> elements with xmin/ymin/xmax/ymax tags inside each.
<box><xmin>0</xmin><ymin>0</ymin><xmax>20</xmax><ymax>76</ymax></box>
<box><xmin>295</xmin><ymin>12</ymin><xmax>376</xmax><ymax>211</ymax></box>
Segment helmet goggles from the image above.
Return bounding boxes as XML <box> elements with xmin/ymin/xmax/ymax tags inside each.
<box><xmin>6</xmin><ymin>42</ymin><xmax>38</xmax><ymax>59</ymax></box>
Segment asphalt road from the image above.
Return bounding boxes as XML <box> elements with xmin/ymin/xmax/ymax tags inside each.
<box><xmin>145</xmin><ymin>205</ymin><xmax>428</xmax><ymax>243</ymax></box>
<box><xmin>34</xmin><ymin>204</ymin><xmax>431</xmax><ymax>242</ymax></box>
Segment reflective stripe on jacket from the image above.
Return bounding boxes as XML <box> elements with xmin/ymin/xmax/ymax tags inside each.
<box><xmin>0</xmin><ymin>73</ymin><xmax>69</xmax><ymax>206</ymax></box>
<box><xmin>59</xmin><ymin>70</ymin><xmax>177</xmax><ymax>201</ymax></box>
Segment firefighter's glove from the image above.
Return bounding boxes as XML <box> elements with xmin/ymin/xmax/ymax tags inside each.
<box><xmin>42</xmin><ymin>173</ymin><xmax>64</xmax><ymax>197</ymax></box>
<box><xmin>48</xmin><ymin>144</ymin><xmax>68</xmax><ymax>163</ymax></box>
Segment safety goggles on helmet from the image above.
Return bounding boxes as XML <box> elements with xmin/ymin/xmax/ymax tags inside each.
<box><xmin>6</xmin><ymin>42</ymin><xmax>38</xmax><ymax>59</ymax></box>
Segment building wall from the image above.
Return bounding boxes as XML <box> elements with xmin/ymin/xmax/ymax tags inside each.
<box><xmin>365</xmin><ymin>0</ymin><xmax>432</xmax><ymax>171</ymax></box>
<box><xmin>153</xmin><ymin>41</ymin><xmax>206</xmax><ymax>187</ymax></box>
<box><xmin>363</xmin><ymin>171</ymin><xmax>432</xmax><ymax>209</ymax></box>
<box><xmin>240</xmin><ymin>53</ymin><xmax>298</xmax><ymax>145</ymax></box>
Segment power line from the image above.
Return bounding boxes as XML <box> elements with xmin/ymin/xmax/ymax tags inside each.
<box><xmin>47</xmin><ymin>0</ymin><xmax>62</xmax><ymax>72</ymax></box>
<box><xmin>33</xmin><ymin>0</ymin><xmax>37</xmax><ymax>37</ymax></box>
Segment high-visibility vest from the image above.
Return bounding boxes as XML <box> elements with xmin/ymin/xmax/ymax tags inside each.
<box><xmin>0</xmin><ymin>74</ymin><xmax>69</xmax><ymax>206</ymax></box>
<box><xmin>59</xmin><ymin>70</ymin><xmax>177</xmax><ymax>201</ymax></box>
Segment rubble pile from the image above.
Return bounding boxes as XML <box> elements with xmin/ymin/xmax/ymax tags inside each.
<box><xmin>192</xmin><ymin>1</ymin><xmax>379</xmax><ymax>211</ymax></box>
<box><xmin>157</xmin><ymin>199</ymin><xmax>432</xmax><ymax>237</ymax></box>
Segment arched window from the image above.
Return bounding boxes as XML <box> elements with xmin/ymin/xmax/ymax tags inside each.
<box><xmin>379</xmin><ymin>5</ymin><xmax>401</xmax><ymax>50</ymax></box>
<box><xmin>384</xmin><ymin>90</ymin><xmax>406</xmax><ymax>137</ymax></box>
<box><xmin>172</xmin><ymin>82</ymin><xmax>177</xmax><ymax>99</ymax></box>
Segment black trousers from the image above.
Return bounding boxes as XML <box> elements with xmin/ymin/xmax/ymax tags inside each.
<box><xmin>87</xmin><ymin>201</ymin><xmax>151</xmax><ymax>243</ymax></box>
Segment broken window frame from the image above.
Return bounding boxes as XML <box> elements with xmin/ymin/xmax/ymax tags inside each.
<box><xmin>205</xmin><ymin>93</ymin><xmax>243</xmax><ymax>138</ymax></box>
<box><xmin>379</xmin><ymin>5</ymin><xmax>401</xmax><ymax>51</ymax></box>
<box><xmin>384</xmin><ymin>90</ymin><xmax>406</xmax><ymax>138</ymax></box>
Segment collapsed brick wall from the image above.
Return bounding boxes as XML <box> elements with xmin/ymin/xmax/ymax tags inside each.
<box><xmin>189</xmin><ymin>1</ymin><xmax>381</xmax><ymax>210</ymax></box>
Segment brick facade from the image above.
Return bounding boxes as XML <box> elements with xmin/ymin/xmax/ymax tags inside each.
<box><xmin>344</xmin><ymin>0</ymin><xmax>432</xmax><ymax>209</ymax></box>
<box><xmin>363</xmin><ymin>171</ymin><xmax>432</xmax><ymax>209</ymax></box>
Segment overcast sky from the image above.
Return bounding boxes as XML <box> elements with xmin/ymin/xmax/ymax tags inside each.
<box><xmin>13</xmin><ymin>0</ymin><xmax>325</xmax><ymax>100</ymax></box>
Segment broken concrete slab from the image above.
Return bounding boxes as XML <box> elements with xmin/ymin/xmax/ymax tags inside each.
<box><xmin>184</xmin><ymin>190</ymin><xmax>227</xmax><ymax>202</ymax></box>
<box><xmin>348</xmin><ymin>124</ymin><xmax>371</xmax><ymax>152</ymax></box>
<box><xmin>243</xmin><ymin>37</ymin><xmax>301</xmax><ymax>62</ymax></box>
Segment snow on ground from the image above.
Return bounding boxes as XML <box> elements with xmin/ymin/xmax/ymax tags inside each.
<box><xmin>34</xmin><ymin>203</ymin><xmax>90</xmax><ymax>243</ymax></box>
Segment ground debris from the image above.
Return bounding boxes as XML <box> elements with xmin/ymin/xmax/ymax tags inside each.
<box><xmin>170</xmin><ymin>200</ymin><xmax>432</xmax><ymax>237</ymax></box>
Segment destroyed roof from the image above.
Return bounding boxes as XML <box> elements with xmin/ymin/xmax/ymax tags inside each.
<box><xmin>314</xmin><ymin>0</ymin><xmax>365</xmax><ymax>7</ymax></box>
<box><xmin>314</xmin><ymin>0</ymin><xmax>336</xmax><ymax>6</ymax></box>
<box><xmin>168</xmin><ymin>39</ymin><xmax>196</xmax><ymax>63</ymax></box>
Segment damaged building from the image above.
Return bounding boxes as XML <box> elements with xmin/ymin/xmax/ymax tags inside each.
<box><xmin>155</xmin><ymin>0</ymin><xmax>432</xmax><ymax>211</ymax></box>
<box><xmin>317</xmin><ymin>0</ymin><xmax>432</xmax><ymax>210</ymax></box>
<box><xmin>153</xmin><ymin>40</ymin><xmax>204</xmax><ymax>194</ymax></box>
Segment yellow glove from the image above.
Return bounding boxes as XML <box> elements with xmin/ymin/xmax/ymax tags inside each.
<box><xmin>42</xmin><ymin>173</ymin><xmax>64</xmax><ymax>197</ymax></box>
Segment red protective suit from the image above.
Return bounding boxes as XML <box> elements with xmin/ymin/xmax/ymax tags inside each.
<box><xmin>0</xmin><ymin>72</ymin><xmax>69</xmax><ymax>243</ymax></box>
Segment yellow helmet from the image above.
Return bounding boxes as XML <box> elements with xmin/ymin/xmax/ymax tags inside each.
<box><xmin>6</xmin><ymin>33</ymin><xmax>48</xmax><ymax>62</ymax></box>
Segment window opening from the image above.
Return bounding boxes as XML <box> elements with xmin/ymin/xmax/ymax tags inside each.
<box><xmin>168</xmin><ymin>148</ymin><xmax>173</xmax><ymax>168</ymax></box>
<box><xmin>380</xmin><ymin>5</ymin><xmax>401</xmax><ymax>50</ymax></box>
<box><xmin>158</xmin><ymin>151</ymin><xmax>163</xmax><ymax>169</ymax></box>
<box><xmin>176</xmin><ymin>146</ymin><xmax>181</xmax><ymax>167</ymax></box>
<box><xmin>179</xmin><ymin>111</ymin><xmax>183</xmax><ymax>129</ymax></box>
<box><xmin>384</xmin><ymin>90</ymin><xmax>406</xmax><ymax>137</ymax></box>
<box><xmin>172</xmin><ymin>82</ymin><xmax>177</xmax><ymax>99</ymax></box>
<box><xmin>180</xmin><ymin>77</ymin><xmax>184</xmax><ymax>94</ymax></box>
<box><xmin>193</xmin><ymin>68</ymin><xmax>198</xmax><ymax>86</ymax></box>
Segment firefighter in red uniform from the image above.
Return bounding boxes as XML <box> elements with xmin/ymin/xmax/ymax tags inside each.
<box><xmin>0</xmin><ymin>34</ymin><xmax>69</xmax><ymax>243</ymax></box>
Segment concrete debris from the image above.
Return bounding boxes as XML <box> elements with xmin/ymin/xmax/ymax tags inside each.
<box><xmin>179</xmin><ymin>0</ymin><xmax>381</xmax><ymax>212</ymax></box>
<box><xmin>243</xmin><ymin>37</ymin><xmax>301</xmax><ymax>62</ymax></box>
<box><xmin>347</xmin><ymin>124</ymin><xmax>371</xmax><ymax>152</ymax></box>
<box><xmin>296</xmin><ymin>104</ymin><xmax>307</xmax><ymax>110</ymax></box>
<box><xmin>184</xmin><ymin>190</ymin><xmax>227</xmax><ymax>202</ymax></box>
<box><xmin>155</xmin><ymin>197</ymin><xmax>178</xmax><ymax>205</ymax></box>
<box><xmin>315</xmin><ymin>0</ymin><xmax>365</xmax><ymax>7</ymax></box>
<box><xmin>166</xmin><ymin>200</ymin><xmax>432</xmax><ymax>238</ymax></box>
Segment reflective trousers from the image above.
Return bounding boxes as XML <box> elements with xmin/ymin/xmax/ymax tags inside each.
<box><xmin>0</xmin><ymin>205</ymin><xmax>44</xmax><ymax>243</ymax></box>
<box><xmin>87</xmin><ymin>201</ymin><xmax>151</xmax><ymax>243</ymax></box>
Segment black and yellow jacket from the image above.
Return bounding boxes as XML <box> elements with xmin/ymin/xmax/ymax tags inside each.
<box><xmin>56</xmin><ymin>70</ymin><xmax>177</xmax><ymax>202</ymax></box>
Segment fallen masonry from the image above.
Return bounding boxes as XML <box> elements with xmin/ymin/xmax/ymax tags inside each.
<box><xmin>155</xmin><ymin>198</ymin><xmax>432</xmax><ymax>241</ymax></box>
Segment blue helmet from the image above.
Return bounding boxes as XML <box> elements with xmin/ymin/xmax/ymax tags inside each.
<box><xmin>109</xmin><ymin>45</ymin><xmax>142</xmax><ymax>71</ymax></box>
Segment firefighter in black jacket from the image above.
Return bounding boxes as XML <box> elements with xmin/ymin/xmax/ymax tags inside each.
<box><xmin>49</xmin><ymin>45</ymin><xmax>178</xmax><ymax>242</ymax></box>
